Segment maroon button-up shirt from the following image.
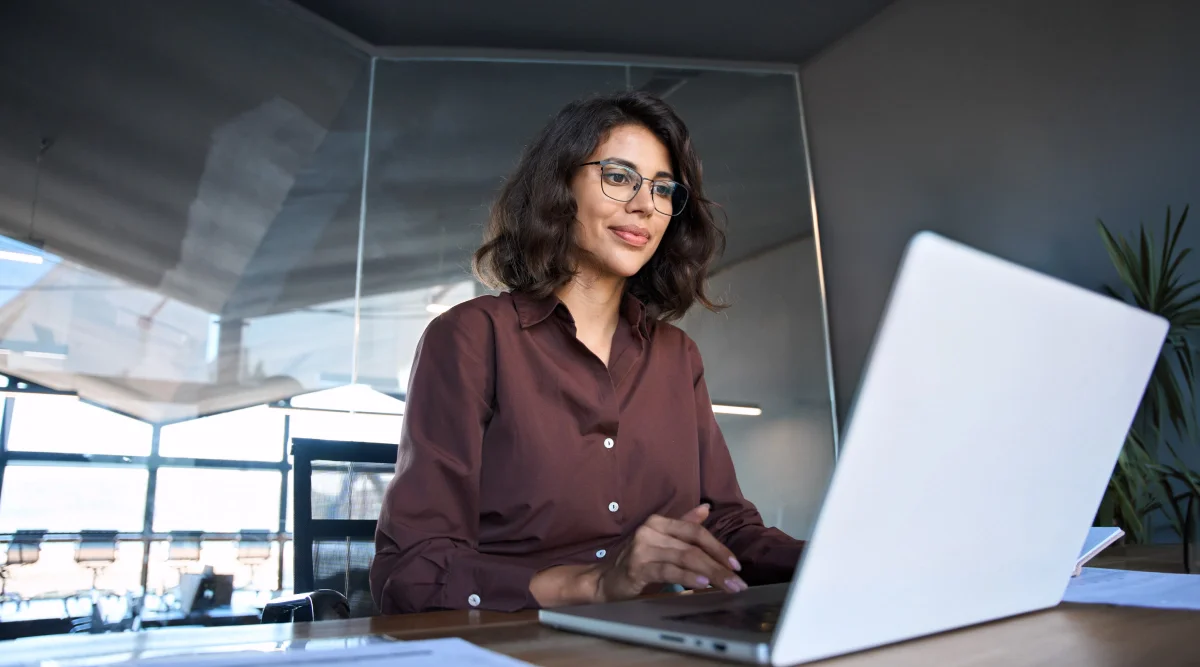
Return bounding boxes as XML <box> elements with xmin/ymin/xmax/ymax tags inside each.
<box><xmin>370</xmin><ymin>290</ymin><xmax>805</xmax><ymax>614</ymax></box>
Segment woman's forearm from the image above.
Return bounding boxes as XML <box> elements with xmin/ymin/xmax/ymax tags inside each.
<box><xmin>529</xmin><ymin>564</ymin><xmax>601</xmax><ymax>607</ymax></box>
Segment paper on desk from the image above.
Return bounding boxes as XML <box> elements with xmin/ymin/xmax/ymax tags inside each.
<box><xmin>1063</xmin><ymin>567</ymin><xmax>1200</xmax><ymax>611</ymax></box>
<box><xmin>117</xmin><ymin>637</ymin><xmax>533</xmax><ymax>667</ymax></box>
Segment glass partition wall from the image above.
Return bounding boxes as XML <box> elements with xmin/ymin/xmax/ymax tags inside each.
<box><xmin>0</xmin><ymin>4</ymin><xmax>835</xmax><ymax>622</ymax></box>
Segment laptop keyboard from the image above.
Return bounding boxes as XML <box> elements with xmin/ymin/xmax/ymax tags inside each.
<box><xmin>666</xmin><ymin>601</ymin><xmax>783</xmax><ymax>634</ymax></box>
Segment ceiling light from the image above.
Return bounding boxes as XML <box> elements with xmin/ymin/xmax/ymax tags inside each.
<box><xmin>712</xmin><ymin>404</ymin><xmax>763</xmax><ymax>416</ymax></box>
<box><xmin>426</xmin><ymin>303</ymin><xmax>451</xmax><ymax>315</ymax></box>
<box><xmin>0</xmin><ymin>390</ymin><xmax>77</xmax><ymax>400</ymax></box>
<box><xmin>0</xmin><ymin>249</ymin><xmax>44</xmax><ymax>264</ymax></box>
<box><xmin>269</xmin><ymin>405</ymin><xmax>402</xmax><ymax>418</ymax></box>
<box><xmin>22</xmin><ymin>351</ymin><xmax>67</xmax><ymax>360</ymax></box>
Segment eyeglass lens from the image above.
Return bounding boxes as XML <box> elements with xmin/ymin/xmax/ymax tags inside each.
<box><xmin>598</xmin><ymin>163</ymin><xmax>688</xmax><ymax>216</ymax></box>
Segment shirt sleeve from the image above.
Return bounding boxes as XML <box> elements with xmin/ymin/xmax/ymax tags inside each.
<box><xmin>687</xmin><ymin>337</ymin><xmax>807</xmax><ymax>586</ymax></box>
<box><xmin>370</xmin><ymin>305</ymin><xmax>542</xmax><ymax>614</ymax></box>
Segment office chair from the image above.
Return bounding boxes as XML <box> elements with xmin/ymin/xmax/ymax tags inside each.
<box><xmin>235</xmin><ymin>530</ymin><xmax>272</xmax><ymax>592</ymax></box>
<box><xmin>158</xmin><ymin>531</ymin><xmax>203</xmax><ymax>610</ymax></box>
<box><xmin>75</xmin><ymin>530</ymin><xmax>119</xmax><ymax>595</ymax></box>
<box><xmin>262</xmin><ymin>438</ymin><xmax>396</xmax><ymax>622</ymax></box>
<box><xmin>1</xmin><ymin>530</ymin><xmax>47</xmax><ymax>607</ymax></box>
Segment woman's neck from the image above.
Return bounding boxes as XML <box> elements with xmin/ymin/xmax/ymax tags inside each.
<box><xmin>556</xmin><ymin>270</ymin><xmax>625</xmax><ymax>329</ymax></box>
<box><xmin>555</xmin><ymin>269</ymin><xmax>625</xmax><ymax>363</ymax></box>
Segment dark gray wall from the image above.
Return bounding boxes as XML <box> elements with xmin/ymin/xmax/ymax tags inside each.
<box><xmin>800</xmin><ymin>0</ymin><xmax>1200</xmax><ymax>422</ymax></box>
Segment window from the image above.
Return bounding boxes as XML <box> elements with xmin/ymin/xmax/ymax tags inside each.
<box><xmin>287</xmin><ymin>383</ymin><xmax>404</xmax><ymax>444</ymax></box>
<box><xmin>159</xmin><ymin>405</ymin><xmax>285</xmax><ymax>461</ymax></box>
<box><xmin>144</xmin><ymin>539</ymin><xmax>281</xmax><ymax>602</ymax></box>
<box><xmin>0</xmin><ymin>464</ymin><xmax>148</xmax><ymax>532</ymax></box>
<box><xmin>152</xmin><ymin>468</ymin><xmax>281</xmax><ymax>532</ymax></box>
<box><xmin>7</xmin><ymin>396</ymin><xmax>152</xmax><ymax>456</ymax></box>
<box><xmin>0</xmin><ymin>541</ymin><xmax>145</xmax><ymax>619</ymax></box>
<box><xmin>287</xmin><ymin>411</ymin><xmax>401</xmax><ymax>445</ymax></box>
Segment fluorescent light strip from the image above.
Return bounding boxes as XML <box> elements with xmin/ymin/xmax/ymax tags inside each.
<box><xmin>269</xmin><ymin>405</ymin><xmax>403</xmax><ymax>418</ymax></box>
<box><xmin>0</xmin><ymin>390</ymin><xmax>77</xmax><ymax>400</ymax></box>
<box><xmin>0</xmin><ymin>250</ymin><xmax>44</xmax><ymax>264</ymax></box>
<box><xmin>22</xmin><ymin>351</ymin><xmax>67</xmax><ymax>360</ymax></box>
<box><xmin>426</xmin><ymin>303</ymin><xmax>452</xmax><ymax>314</ymax></box>
<box><xmin>712</xmin><ymin>404</ymin><xmax>763</xmax><ymax>416</ymax></box>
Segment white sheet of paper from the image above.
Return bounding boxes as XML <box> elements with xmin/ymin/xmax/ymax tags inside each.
<box><xmin>1063</xmin><ymin>567</ymin><xmax>1200</xmax><ymax>611</ymax></box>
<box><xmin>105</xmin><ymin>637</ymin><xmax>533</xmax><ymax>667</ymax></box>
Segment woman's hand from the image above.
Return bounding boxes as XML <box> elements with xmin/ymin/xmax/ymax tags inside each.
<box><xmin>593</xmin><ymin>504</ymin><xmax>747</xmax><ymax>602</ymax></box>
<box><xmin>529</xmin><ymin>504</ymin><xmax>747</xmax><ymax>608</ymax></box>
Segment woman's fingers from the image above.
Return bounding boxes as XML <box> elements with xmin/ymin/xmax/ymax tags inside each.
<box><xmin>646</xmin><ymin>514</ymin><xmax>742</xmax><ymax>574</ymax></box>
<box><xmin>679</xmin><ymin>503</ymin><xmax>710</xmax><ymax>524</ymax></box>
<box><xmin>638</xmin><ymin>540</ymin><xmax>746</xmax><ymax>592</ymax></box>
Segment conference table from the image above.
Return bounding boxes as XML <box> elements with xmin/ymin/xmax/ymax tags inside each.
<box><xmin>3</xmin><ymin>545</ymin><xmax>1197</xmax><ymax>666</ymax></box>
<box><xmin>4</xmin><ymin>600</ymin><xmax>1197</xmax><ymax>665</ymax></box>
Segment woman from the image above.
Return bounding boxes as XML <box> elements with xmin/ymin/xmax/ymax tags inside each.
<box><xmin>370</xmin><ymin>90</ymin><xmax>805</xmax><ymax>614</ymax></box>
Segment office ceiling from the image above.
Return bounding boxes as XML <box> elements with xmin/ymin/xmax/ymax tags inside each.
<box><xmin>0</xmin><ymin>0</ymin><xmax>891</xmax><ymax>422</ymax></box>
<box><xmin>289</xmin><ymin>0</ymin><xmax>897</xmax><ymax>65</ymax></box>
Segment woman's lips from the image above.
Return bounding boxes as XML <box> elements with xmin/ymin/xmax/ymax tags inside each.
<box><xmin>610</xmin><ymin>226</ymin><xmax>650</xmax><ymax>247</ymax></box>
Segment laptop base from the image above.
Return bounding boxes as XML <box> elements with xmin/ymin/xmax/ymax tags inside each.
<box><xmin>538</xmin><ymin>584</ymin><xmax>786</xmax><ymax>665</ymax></box>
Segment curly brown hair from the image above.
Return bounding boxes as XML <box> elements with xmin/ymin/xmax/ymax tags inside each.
<box><xmin>472</xmin><ymin>90</ymin><xmax>726</xmax><ymax>322</ymax></box>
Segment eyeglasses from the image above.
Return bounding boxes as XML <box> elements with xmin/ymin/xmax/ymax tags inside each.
<box><xmin>579</xmin><ymin>160</ymin><xmax>689</xmax><ymax>217</ymax></box>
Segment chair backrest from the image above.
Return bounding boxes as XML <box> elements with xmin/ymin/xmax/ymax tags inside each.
<box><xmin>291</xmin><ymin>438</ymin><xmax>397</xmax><ymax>619</ymax></box>
<box><xmin>75</xmin><ymin>530</ymin><xmax>119</xmax><ymax>565</ymax></box>
<box><xmin>7</xmin><ymin>530</ymin><xmax>47</xmax><ymax>566</ymax></box>
<box><xmin>166</xmin><ymin>531</ymin><xmax>204</xmax><ymax>563</ymax></box>
<box><xmin>236</xmin><ymin>529</ymin><xmax>272</xmax><ymax>563</ymax></box>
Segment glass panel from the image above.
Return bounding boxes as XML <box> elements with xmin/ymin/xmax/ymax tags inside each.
<box><xmin>357</xmin><ymin>60</ymin><xmax>627</xmax><ymax>396</ymax></box>
<box><xmin>634</xmin><ymin>67</ymin><xmax>836</xmax><ymax>540</ymax></box>
<box><xmin>159</xmin><ymin>405</ymin><xmax>286</xmax><ymax>461</ymax></box>
<box><xmin>152</xmin><ymin>468</ymin><xmax>281</xmax><ymax>532</ymax></box>
<box><xmin>0</xmin><ymin>1</ymin><xmax>370</xmax><ymax>423</ymax></box>
<box><xmin>0</xmin><ymin>540</ymin><xmax>145</xmax><ymax>622</ymax></box>
<box><xmin>6</xmin><ymin>395</ymin><xmax>152</xmax><ymax>456</ymax></box>
<box><xmin>0</xmin><ymin>465</ymin><xmax>148</xmax><ymax>532</ymax></box>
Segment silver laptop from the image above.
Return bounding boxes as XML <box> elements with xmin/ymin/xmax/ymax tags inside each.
<box><xmin>539</xmin><ymin>231</ymin><xmax>1167</xmax><ymax>665</ymax></box>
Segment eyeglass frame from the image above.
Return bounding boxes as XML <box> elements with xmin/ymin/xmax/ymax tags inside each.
<box><xmin>578</xmin><ymin>160</ymin><xmax>689</xmax><ymax>217</ymax></box>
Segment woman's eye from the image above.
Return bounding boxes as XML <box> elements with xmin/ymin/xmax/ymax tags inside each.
<box><xmin>604</xmin><ymin>172</ymin><xmax>631</xmax><ymax>185</ymax></box>
<box><xmin>652</xmin><ymin>183</ymin><xmax>675</xmax><ymax>197</ymax></box>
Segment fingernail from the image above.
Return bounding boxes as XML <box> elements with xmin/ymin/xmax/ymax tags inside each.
<box><xmin>696</xmin><ymin>576</ymin><xmax>709</xmax><ymax>587</ymax></box>
<box><xmin>728</xmin><ymin>557</ymin><xmax>742</xmax><ymax>572</ymax></box>
<box><xmin>725</xmin><ymin>578</ymin><xmax>743</xmax><ymax>592</ymax></box>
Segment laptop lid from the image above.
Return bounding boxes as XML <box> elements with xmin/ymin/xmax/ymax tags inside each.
<box><xmin>769</xmin><ymin>232</ymin><xmax>1166</xmax><ymax>666</ymax></box>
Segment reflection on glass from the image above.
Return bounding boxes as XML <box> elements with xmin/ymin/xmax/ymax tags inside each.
<box><xmin>357</xmin><ymin>61</ymin><xmax>628</xmax><ymax>390</ymax></box>
<box><xmin>7</xmin><ymin>395</ymin><xmax>152</xmax><ymax>456</ymax></box>
<box><xmin>160</xmin><ymin>405</ymin><xmax>285</xmax><ymax>462</ymax></box>
<box><xmin>632</xmin><ymin>67</ymin><xmax>836</xmax><ymax>540</ymax></box>
<box><xmin>152</xmin><ymin>468</ymin><xmax>281</xmax><ymax>532</ymax></box>
<box><xmin>0</xmin><ymin>465</ymin><xmax>148</xmax><ymax>532</ymax></box>
<box><xmin>0</xmin><ymin>0</ymin><xmax>371</xmax><ymax>422</ymax></box>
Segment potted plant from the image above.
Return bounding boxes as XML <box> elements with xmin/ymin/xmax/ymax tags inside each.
<box><xmin>1096</xmin><ymin>205</ymin><xmax>1200</xmax><ymax>571</ymax></box>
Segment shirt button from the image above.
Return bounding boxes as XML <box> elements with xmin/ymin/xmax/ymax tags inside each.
<box><xmin>596</xmin><ymin>549</ymin><xmax>607</xmax><ymax>559</ymax></box>
<box><xmin>603</xmin><ymin>437</ymin><xmax>614</xmax><ymax>449</ymax></box>
<box><xmin>608</xmin><ymin>502</ymin><xmax>619</xmax><ymax>512</ymax></box>
<box><xmin>467</xmin><ymin>594</ymin><xmax>481</xmax><ymax>607</ymax></box>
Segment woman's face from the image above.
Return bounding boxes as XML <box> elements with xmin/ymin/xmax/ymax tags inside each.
<box><xmin>569</xmin><ymin>124</ymin><xmax>675</xmax><ymax>281</ymax></box>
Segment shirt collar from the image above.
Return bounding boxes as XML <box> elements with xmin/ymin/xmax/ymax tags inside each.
<box><xmin>511</xmin><ymin>290</ymin><xmax>651</xmax><ymax>339</ymax></box>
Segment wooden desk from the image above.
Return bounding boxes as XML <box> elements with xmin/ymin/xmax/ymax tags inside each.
<box><xmin>3</xmin><ymin>600</ymin><xmax>1198</xmax><ymax>666</ymax></box>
